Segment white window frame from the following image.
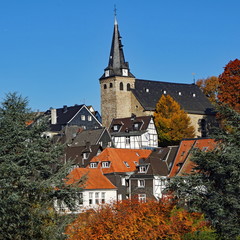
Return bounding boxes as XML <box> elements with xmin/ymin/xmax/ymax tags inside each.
<box><xmin>123</xmin><ymin>161</ymin><xmax>130</xmax><ymax>168</ymax></box>
<box><xmin>126</xmin><ymin>136</ymin><xmax>130</xmax><ymax>145</ymax></box>
<box><xmin>138</xmin><ymin>194</ymin><xmax>146</xmax><ymax>202</ymax></box>
<box><xmin>121</xmin><ymin>177</ymin><xmax>126</xmax><ymax>186</ymax></box>
<box><xmin>88</xmin><ymin>115</ymin><xmax>92</xmax><ymax>121</ymax></box>
<box><xmin>90</xmin><ymin>162</ymin><xmax>98</xmax><ymax>168</ymax></box>
<box><xmin>89</xmin><ymin>192</ymin><xmax>93</xmax><ymax>205</ymax></box>
<box><xmin>138</xmin><ymin>179</ymin><xmax>145</xmax><ymax>188</ymax></box>
<box><xmin>102</xmin><ymin>161</ymin><xmax>110</xmax><ymax>168</ymax></box>
<box><xmin>95</xmin><ymin>192</ymin><xmax>99</xmax><ymax>204</ymax></box>
<box><xmin>139</xmin><ymin>165</ymin><xmax>147</xmax><ymax>173</ymax></box>
<box><xmin>101</xmin><ymin>192</ymin><xmax>105</xmax><ymax>204</ymax></box>
<box><xmin>81</xmin><ymin>115</ymin><xmax>86</xmax><ymax>121</ymax></box>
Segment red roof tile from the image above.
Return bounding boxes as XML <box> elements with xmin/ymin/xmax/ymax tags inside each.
<box><xmin>169</xmin><ymin>138</ymin><xmax>216</xmax><ymax>177</ymax></box>
<box><xmin>66</xmin><ymin>168</ymin><xmax>117</xmax><ymax>190</ymax></box>
<box><xmin>88</xmin><ymin>148</ymin><xmax>152</xmax><ymax>174</ymax></box>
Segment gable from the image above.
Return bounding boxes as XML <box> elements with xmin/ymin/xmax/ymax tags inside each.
<box><xmin>132</xmin><ymin>79</ymin><xmax>215</xmax><ymax>115</ymax></box>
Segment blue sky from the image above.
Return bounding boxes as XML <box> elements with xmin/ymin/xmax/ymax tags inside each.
<box><xmin>0</xmin><ymin>0</ymin><xmax>239</xmax><ymax>112</ymax></box>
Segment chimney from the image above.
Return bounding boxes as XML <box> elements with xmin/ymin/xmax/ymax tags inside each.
<box><xmin>51</xmin><ymin>108</ymin><xmax>57</xmax><ymax>124</ymax></box>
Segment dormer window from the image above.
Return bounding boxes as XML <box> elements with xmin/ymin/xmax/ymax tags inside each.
<box><xmin>193</xmin><ymin>93</ymin><xmax>196</xmax><ymax>97</ymax></box>
<box><xmin>133</xmin><ymin>122</ymin><xmax>141</xmax><ymax>130</ymax></box>
<box><xmin>102</xmin><ymin>161</ymin><xmax>110</xmax><ymax>168</ymax></box>
<box><xmin>113</xmin><ymin>124</ymin><xmax>121</xmax><ymax>132</ymax></box>
<box><xmin>163</xmin><ymin>90</ymin><xmax>167</xmax><ymax>94</ymax></box>
<box><xmin>145</xmin><ymin>88</ymin><xmax>149</xmax><ymax>92</ymax></box>
<box><xmin>139</xmin><ymin>165</ymin><xmax>147</xmax><ymax>173</ymax></box>
<box><xmin>90</xmin><ymin>162</ymin><xmax>98</xmax><ymax>168</ymax></box>
<box><xmin>83</xmin><ymin>153</ymin><xmax>88</xmax><ymax>160</ymax></box>
<box><xmin>178</xmin><ymin>92</ymin><xmax>182</xmax><ymax>96</ymax></box>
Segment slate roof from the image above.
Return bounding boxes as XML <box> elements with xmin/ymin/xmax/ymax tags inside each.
<box><xmin>66</xmin><ymin>168</ymin><xmax>117</xmax><ymax>190</ymax></box>
<box><xmin>71</xmin><ymin>128</ymin><xmax>107</xmax><ymax>146</ymax></box>
<box><xmin>109</xmin><ymin>115</ymin><xmax>152</xmax><ymax>135</ymax></box>
<box><xmin>169</xmin><ymin>138</ymin><xmax>216</xmax><ymax>177</ymax></box>
<box><xmin>45</xmin><ymin>104</ymin><xmax>85</xmax><ymax>131</ymax></box>
<box><xmin>88</xmin><ymin>148</ymin><xmax>152</xmax><ymax>174</ymax></box>
<box><xmin>132</xmin><ymin>146</ymin><xmax>178</xmax><ymax>177</ymax></box>
<box><xmin>132</xmin><ymin>79</ymin><xmax>215</xmax><ymax>115</ymax></box>
<box><xmin>65</xmin><ymin>145</ymin><xmax>102</xmax><ymax>168</ymax></box>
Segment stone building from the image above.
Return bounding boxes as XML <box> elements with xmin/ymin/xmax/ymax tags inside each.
<box><xmin>99</xmin><ymin>16</ymin><xmax>215</xmax><ymax>137</ymax></box>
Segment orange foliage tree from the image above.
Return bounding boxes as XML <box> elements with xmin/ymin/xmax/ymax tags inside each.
<box><xmin>66</xmin><ymin>199</ymin><xmax>211</xmax><ymax>240</ymax></box>
<box><xmin>218</xmin><ymin>59</ymin><xmax>240</xmax><ymax>112</ymax></box>
<box><xmin>154</xmin><ymin>95</ymin><xmax>195</xmax><ymax>146</ymax></box>
<box><xmin>196</xmin><ymin>76</ymin><xmax>219</xmax><ymax>104</ymax></box>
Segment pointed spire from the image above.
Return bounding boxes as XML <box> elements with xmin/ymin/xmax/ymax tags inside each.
<box><xmin>101</xmin><ymin>9</ymin><xmax>134</xmax><ymax>79</ymax></box>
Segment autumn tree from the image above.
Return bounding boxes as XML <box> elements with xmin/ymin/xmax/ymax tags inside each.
<box><xmin>154</xmin><ymin>94</ymin><xmax>195</xmax><ymax>146</ymax></box>
<box><xmin>66</xmin><ymin>199</ymin><xmax>213</xmax><ymax>240</ymax></box>
<box><xmin>0</xmin><ymin>93</ymin><xmax>79</xmax><ymax>240</ymax></box>
<box><xmin>168</xmin><ymin>106</ymin><xmax>240</xmax><ymax>239</ymax></box>
<box><xmin>218</xmin><ymin>59</ymin><xmax>240</xmax><ymax>112</ymax></box>
<box><xmin>196</xmin><ymin>76</ymin><xmax>219</xmax><ymax>104</ymax></box>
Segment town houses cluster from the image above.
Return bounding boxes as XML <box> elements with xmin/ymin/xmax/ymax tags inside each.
<box><xmin>39</xmin><ymin>16</ymin><xmax>216</xmax><ymax>213</ymax></box>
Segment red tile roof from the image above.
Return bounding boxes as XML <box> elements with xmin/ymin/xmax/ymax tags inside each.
<box><xmin>88</xmin><ymin>148</ymin><xmax>152</xmax><ymax>174</ymax></box>
<box><xmin>169</xmin><ymin>138</ymin><xmax>216</xmax><ymax>177</ymax></box>
<box><xmin>66</xmin><ymin>168</ymin><xmax>117</xmax><ymax>190</ymax></box>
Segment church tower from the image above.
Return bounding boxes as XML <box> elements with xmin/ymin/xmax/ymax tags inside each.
<box><xmin>100</xmin><ymin>16</ymin><xmax>135</xmax><ymax>128</ymax></box>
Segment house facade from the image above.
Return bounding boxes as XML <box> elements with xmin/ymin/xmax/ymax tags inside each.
<box><xmin>109</xmin><ymin>115</ymin><xmax>158</xmax><ymax>149</ymax></box>
<box><xmin>55</xmin><ymin>168</ymin><xmax>117</xmax><ymax>213</ymax></box>
<box><xmin>130</xmin><ymin>146</ymin><xmax>178</xmax><ymax>201</ymax></box>
<box><xmin>87</xmin><ymin>148</ymin><xmax>152</xmax><ymax>200</ymax></box>
<box><xmin>44</xmin><ymin>104</ymin><xmax>102</xmax><ymax>138</ymax></box>
<box><xmin>99</xmin><ymin>16</ymin><xmax>215</xmax><ymax>137</ymax></box>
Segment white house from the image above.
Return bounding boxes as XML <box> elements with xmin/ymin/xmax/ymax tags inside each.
<box><xmin>55</xmin><ymin>168</ymin><xmax>117</xmax><ymax>213</ymax></box>
<box><xmin>109</xmin><ymin>115</ymin><xmax>158</xmax><ymax>149</ymax></box>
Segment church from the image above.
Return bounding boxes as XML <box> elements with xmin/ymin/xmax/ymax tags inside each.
<box><xmin>99</xmin><ymin>16</ymin><xmax>215</xmax><ymax>137</ymax></box>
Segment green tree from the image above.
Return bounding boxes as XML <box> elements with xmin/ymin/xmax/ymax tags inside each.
<box><xmin>0</xmin><ymin>93</ymin><xmax>80</xmax><ymax>240</ymax></box>
<box><xmin>168</xmin><ymin>106</ymin><xmax>240</xmax><ymax>239</ymax></box>
<box><xmin>154</xmin><ymin>94</ymin><xmax>195</xmax><ymax>146</ymax></box>
<box><xmin>196</xmin><ymin>76</ymin><xmax>219</xmax><ymax>105</ymax></box>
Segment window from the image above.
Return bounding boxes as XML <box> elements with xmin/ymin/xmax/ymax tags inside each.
<box><xmin>77</xmin><ymin>192</ymin><xmax>83</xmax><ymax>205</ymax></box>
<box><xmin>134</xmin><ymin>161</ymin><xmax>138</xmax><ymax>166</ymax></box>
<box><xmin>83</xmin><ymin>153</ymin><xmax>88</xmax><ymax>160</ymax></box>
<box><xmin>88</xmin><ymin>115</ymin><xmax>92</xmax><ymax>121</ymax></box>
<box><xmin>193</xmin><ymin>93</ymin><xmax>196</xmax><ymax>97</ymax></box>
<box><xmin>133</xmin><ymin>123</ymin><xmax>140</xmax><ymax>130</ymax></box>
<box><xmin>145</xmin><ymin>88</ymin><xmax>149</xmax><ymax>92</ymax></box>
<box><xmin>124</xmin><ymin>161</ymin><xmax>130</xmax><ymax>168</ymax></box>
<box><xmin>109</xmin><ymin>83</ymin><xmax>113</xmax><ymax>88</ymax></box>
<box><xmin>127</xmin><ymin>83</ymin><xmax>131</xmax><ymax>91</ymax></box>
<box><xmin>90</xmin><ymin>162</ymin><xmax>98</xmax><ymax>168</ymax></box>
<box><xmin>102</xmin><ymin>161</ymin><xmax>110</xmax><ymax>168</ymax></box>
<box><xmin>95</xmin><ymin>192</ymin><xmax>99</xmax><ymax>204</ymax></box>
<box><xmin>163</xmin><ymin>90</ymin><xmax>167</xmax><ymax>94</ymax></box>
<box><xmin>139</xmin><ymin>165</ymin><xmax>147</xmax><ymax>173</ymax></box>
<box><xmin>121</xmin><ymin>177</ymin><xmax>126</xmax><ymax>186</ymax></box>
<box><xmin>81</xmin><ymin>115</ymin><xmax>85</xmax><ymax>121</ymax></box>
<box><xmin>120</xmin><ymin>82</ymin><xmax>123</xmax><ymax>90</ymax></box>
<box><xmin>104</xmin><ymin>84</ymin><xmax>107</xmax><ymax>89</ymax></box>
<box><xmin>126</xmin><ymin>136</ymin><xmax>130</xmax><ymax>145</ymax></box>
<box><xmin>89</xmin><ymin>192</ymin><xmax>93</xmax><ymax>205</ymax></box>
<box><xmin>181</xmin><ymin>151</ymin><xmax>185</xmax><ymax>156</ymax></box>
<box><xmin>113</xmin><ymin>125</ymin><xmax>120</xmax><ymax>132</ymax></box>
<box><xmin>101</xmin><ymin>192</ymin><xmax>105</xmax><ymax>204</ymax></box>
<box><xmin>138</xmin><ymin>194</ymin><xmax>146</xmax><ymax>202</ymax></box>
<box><xmin>138</xmin><ymin>179</ymin><xmax>145</xmax><ymax>188</ymax></box>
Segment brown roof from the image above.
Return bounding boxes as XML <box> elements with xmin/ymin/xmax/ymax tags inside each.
<box><xmin>88</xmin><ymin>148</ymin><xmax>152</xmax><ymax>174</ymax></box>
<box><xmin>66</xmin><ymin>168</ymin><xmax>117</xmax><ymax>190</ymax></box>
<box><xmin>169</xmin><ymin>138</ymin><xmax>216</xmax><ymax>177</ymax></box>
<box><xmin>109</xmin><ymin>115</ymin><xmax>152</xmax><ymax>133</ymax></box>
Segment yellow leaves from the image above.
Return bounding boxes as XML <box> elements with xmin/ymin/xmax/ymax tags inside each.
<box><xmin>154</xmin><ymin>95</ymin><xmax>195</xmax><ymax>146</ymax></box>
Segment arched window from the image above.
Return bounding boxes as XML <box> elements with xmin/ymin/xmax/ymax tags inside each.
<box><xmin>127</xmin><ymin>83</ymin><xmax>131</xmax><ymax>91</ymax></box>
<box><xmin>120</xmin><ymin>82</ymin><xmax>123</xmax><ymax>91</ymax></box>
<box><xmin>104</xmin><ymin>84</ymin><xmax>107</xmax><ymax>89</ymax></box>
<box><xmin>109</xmin><ymin>83</ymin><xmax>113</xmax><ymax>88</ymax></box>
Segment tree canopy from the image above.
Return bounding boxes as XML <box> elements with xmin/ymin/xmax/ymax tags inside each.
<box><xmin>154</xmin><ymin>94</ymin><xmax>195</xmax><ymax>146</ymax></box>
<box><xmin>196</xmin><ymin>76</ymin><xmax>219</xmax><ymax>105</ymax></box>
<box><xmin>168</xmin><ymin>106</ymin><xmax>240</xmax><ymax>239</ymax></box>
<box><xmin>0</xmin><ymin>93</ymin><xmax>79</xmax><ymax>240</ymax></box>
<box><xmin>66</xmin><ymin>199</ymin><xmax>213</xmax><ymax>240</ymax></box>
<box><xmin>218</xmin><ymin>59</ymin><xmax>240</xmax><ymax>112</ymax></box>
